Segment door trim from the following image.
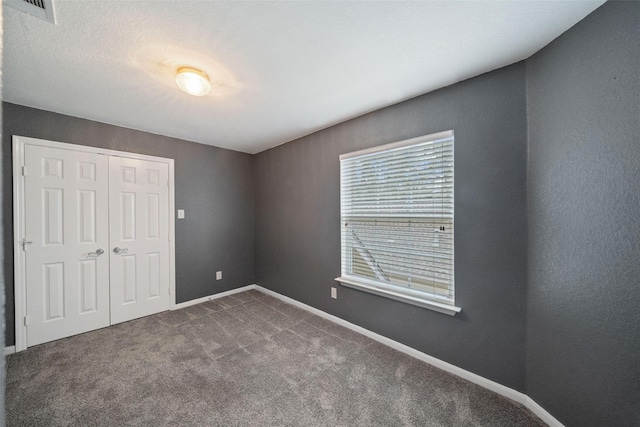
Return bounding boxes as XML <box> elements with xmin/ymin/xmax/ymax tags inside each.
<box><xmin>12</xmin><ymin>135</ymin><xmax>177</xmax><ymax>352</ymax></box>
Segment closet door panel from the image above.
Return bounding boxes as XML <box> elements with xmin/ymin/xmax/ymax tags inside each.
<box><xmin>24</xmin><ymin>145</ymin><xmax>110</xmax><ymax>346</ymax></box>
<box><xmin>109</xmin><ymin>156</ymin><xmax>171</xmax><ymax>324</ymax></box>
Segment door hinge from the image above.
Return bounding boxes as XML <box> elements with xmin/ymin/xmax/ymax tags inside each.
<box><xmin>168</xmin><ymin>287</ymin><xmax>171</xmax><ymax>296</ymax></box>
<box><xmin>24</xmin><ymin>316</ymin><xmax>29</xmax><ymax>326</ymax></box>
<box><xmin>22</xmin><ymin>166</ymin><xmax>27</xmax><ymax>176</ymax></box>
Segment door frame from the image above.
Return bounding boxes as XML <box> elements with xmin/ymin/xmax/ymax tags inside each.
<box><xmin>12</xmin><ymin>135</ymin><xmax>177</xmax><ymax>352</ymax></box>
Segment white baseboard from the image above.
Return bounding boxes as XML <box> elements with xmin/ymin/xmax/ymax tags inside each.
<box><xmin>253</xmin><ymin>285</ymin><xmax>563</xmax><ymax>427</ymax></box>
<box><xmin>526</xmin><ymin>396</ymin><xmax>563</xmax><ymax>427</ymax></box>
<box><xmin>172</xmin><ymin>284</ymin><xmax>257</xmax><ymax>310</ymax></box>
<box><xmin>5</xmin><ymin>345</ymin><xmax>16</xmax><ymax>356</ymax></box>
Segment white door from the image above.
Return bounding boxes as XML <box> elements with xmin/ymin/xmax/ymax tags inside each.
<box><xmin>24</xmin><ymin>145</ymin><xmax>110</xmax><ymax>346</ymax></box>
<box><xmin>109</xmin><ymin>156</ymin><xmax>171</xmax><ymax>324</ymax></box>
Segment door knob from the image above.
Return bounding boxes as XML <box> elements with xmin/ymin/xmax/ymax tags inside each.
<box><xmin>113</xmin><ymin>247</ymin><xmax>128</xmax><ymax>254</ymax></box>
<box><xmin>88</xmin><ymin>249</ymin><xmax>104</xmax><ymax>256</ymax></box>
<box><xmin>21</xmin><ymin>239</ymin><xmax>33</xmax><ymax>250</ymax></box>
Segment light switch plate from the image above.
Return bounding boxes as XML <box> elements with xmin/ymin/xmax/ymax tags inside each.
<box><xmin>331</xmin><ymin>287</ymin><xmax>337</xmax><ymax>299</ymax></box>
<box><xmin>178</xmin><ymin>209</ymin><xmax>185</xmax><ymax>219</ymax></box>
<box><xmin>216</xmin><ymin>271</ymin><xmax>222</xmax><ymax>280</ymax></box>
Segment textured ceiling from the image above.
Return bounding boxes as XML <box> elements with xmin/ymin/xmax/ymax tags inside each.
<box><xmin>3</xmin><ymin>1</ymin><xmax>604</xmax><ymax>154</ymax></box>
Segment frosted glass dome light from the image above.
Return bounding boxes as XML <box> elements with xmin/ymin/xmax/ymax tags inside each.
<box><xmin>175</xmin><ymin>67</ymin><xmax>211</xmax><ymax>96</ymax></box>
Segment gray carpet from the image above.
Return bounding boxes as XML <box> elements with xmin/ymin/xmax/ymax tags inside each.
<box><xmin>7</xmin><ymin>290</ymin><xmax>544</xmax><ymax>426</ymax></box>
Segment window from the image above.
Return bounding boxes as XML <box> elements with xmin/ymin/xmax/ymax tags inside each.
<box><xmin>336</xmin><ymin>130</ymin><xmax>460</xmax><ymax>315</ymax></box>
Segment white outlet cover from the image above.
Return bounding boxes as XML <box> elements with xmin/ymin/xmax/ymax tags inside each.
<box><xmin>178</xmin><ymin>209</ymin><xmax>185</xmax><ymax>219</ymax></box>
<box><xmin>216</xmin><ymin>271</ymin><xmax>222</xmax><ymax>280</ymax></box>
<box><xmin>331</xmin><ymin>287</ymin><xmax>337</xmax><ymax>299</ymax></box>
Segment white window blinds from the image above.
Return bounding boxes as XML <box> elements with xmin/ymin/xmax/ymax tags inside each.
<box><xmin>338</xmin><ymin>130</ymin><xmax>457</xmax><ymax>313</ymax></box>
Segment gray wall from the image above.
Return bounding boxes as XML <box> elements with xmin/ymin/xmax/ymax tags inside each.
<box><xmin>254</xmin><ymin>63</ymin><xmax>529</xmax><ymax>391</ymax></box>
<box><xmin>2</xmin><ymin>102</ymin><xmax>255</xmax><ymax>346</ymax></box>
<box><xmin>526</xmin><ymin>1</ymin><xmax>640</xmax><ymax>426</ymax></box>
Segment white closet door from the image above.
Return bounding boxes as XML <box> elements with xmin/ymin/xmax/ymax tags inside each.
<box><xmin>109</xmin><ymin>156</ymin><xmax>170</xmax><ymax>324</ymax></box>
<box><xmin>24</xmin><ymin>145</ymin><xmax>110</xmax><ymax>346</ymax></box>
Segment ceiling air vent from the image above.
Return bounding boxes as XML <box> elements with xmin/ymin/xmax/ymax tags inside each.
<box><xmin>5</xmin><ymin>0</ymin><xmax>57</xmax><ymax>24</ymax></box>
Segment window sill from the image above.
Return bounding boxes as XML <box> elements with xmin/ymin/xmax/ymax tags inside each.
<box><xmin>335</xmin><ymin>276</ymin><xmax>461</xmax><ymax>316</ymax></box>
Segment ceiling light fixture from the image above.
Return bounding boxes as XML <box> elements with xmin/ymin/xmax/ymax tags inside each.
<box><xmin>175</xmin><ymin>67</ymin><xmax>211</xmax><ymax>96</ymax></box>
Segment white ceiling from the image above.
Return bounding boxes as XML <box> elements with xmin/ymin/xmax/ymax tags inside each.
<box><xmin>3</xmin><ymin>0</ymin><xmax>604</xmax><ymax>154</ymax></box>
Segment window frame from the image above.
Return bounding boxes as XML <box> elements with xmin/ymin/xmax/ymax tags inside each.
<box><xmin>335</xmin><ymin>130</ymin><xmax>461</xmax><ymax>316</ymax></box>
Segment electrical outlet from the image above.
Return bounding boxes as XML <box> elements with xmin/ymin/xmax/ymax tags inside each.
<box><xmin>177</xmin><ymin>209</ymin><xmax>185</xmax><ymax>219</ymax></box>
<box><xmin>216</xmin><ymin>271</ymin><xmax>222</xmax><ymax>280</ymax></box>
<box><xmin>331</xmin><ymin>287</ymin><xmax>337</xmax><ymax>299</ymax></box>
